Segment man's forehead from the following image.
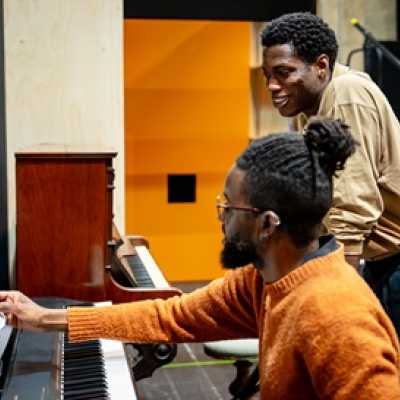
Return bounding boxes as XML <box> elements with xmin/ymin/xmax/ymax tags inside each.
<box><xmin>262</xmin><ymin>44</ymin><xmax>301</xmax><ymax>65</ymax></box>
<box><xmin>224</xmin><ymin>166</ymin><xmax>246</xmax><ymax>197</ymax></box>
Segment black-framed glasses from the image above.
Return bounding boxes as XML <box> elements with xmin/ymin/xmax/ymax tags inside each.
<box><xmin>216</xmin><ymin>195</ymin><xmax>262</xmax><ymax>221</ymax></box>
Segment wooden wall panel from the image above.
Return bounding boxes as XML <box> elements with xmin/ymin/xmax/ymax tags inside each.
<box><xmin>4</xmin><ymin>0</ymin><xmax>124</xmax><ymax>285</ymax></box>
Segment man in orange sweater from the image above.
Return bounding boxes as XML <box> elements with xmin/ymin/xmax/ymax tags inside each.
<box><xmin>1</xmin><ymin>118</ymin><xmax>399</xmax><ymax>399</ymax></box>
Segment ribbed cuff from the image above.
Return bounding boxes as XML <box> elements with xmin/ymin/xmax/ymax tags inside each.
<box><xmin>340</xmin><ymin>240</ymin><xmax>364</xmax><ymax>256</ymax></box>
<box><xmin>67</xmin><ymin>307</ymin><xmax>106</xmax><ymax>342</ymax></box>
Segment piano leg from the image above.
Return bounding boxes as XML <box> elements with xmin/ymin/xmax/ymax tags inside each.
<box><xmin>124</xmin><ymin>343</ymin><xmax>178</xmax><ymax>381</ymax></box>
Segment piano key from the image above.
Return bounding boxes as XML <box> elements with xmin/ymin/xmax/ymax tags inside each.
<box><xmin>125</xmin><ymin>254</ymin><xmax>155</xmax><ymax>287</ymax></box>
<box><xmin>135</xmin><ymin>245</ymin><xmax>169</xmax><ymax>288</ymax></box>
<box><xmin>100</xmin><ymin>338</ymin><xmax>138</xmax><ymax>400</ymax></box>
<box><xmin>62</xmin><ymin>335</ymin><xmax>138</xmax><ymax>400</ymax></box>
<box><xmin>64</xmin><ymin>386</ymin><xmax>109</xmax><ymax>399</ymax></box>
<box><xmin>64</xmin><ymin>376</ymin><xmax>109</xmax><ymax>386</ymax></box>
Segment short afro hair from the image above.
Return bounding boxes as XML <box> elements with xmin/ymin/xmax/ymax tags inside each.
<box><xmin>261</xmin><ymin>12</ymin><xmax>338</xmax><ymax>72</ymax></box>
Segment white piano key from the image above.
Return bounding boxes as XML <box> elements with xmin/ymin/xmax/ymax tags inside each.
<box><xmin>95</xmin><ymin>302</ymin><xmax>138</xmax><ymax>400</ymax></box>
<box><xmin>136</xmin><ymin>245</ymin><xmax>169</xmax><ymax>288</ymax></box>
<box><xmin>101</xmin><ymin>339</ymin><xmax>137</xmax><ymax>400</ymax></box>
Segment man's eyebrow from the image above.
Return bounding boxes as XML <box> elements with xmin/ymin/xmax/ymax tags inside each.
<box><xmin>273</xmin><ymin>64</ymin><xmax>290</xmax><ymax>69</ymax></box>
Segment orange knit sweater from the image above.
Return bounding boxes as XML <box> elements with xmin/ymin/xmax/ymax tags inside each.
<box><xmin>68</xmin><ymin>245</ymin><xmax>400</xmax><ymax>399</ymax></box>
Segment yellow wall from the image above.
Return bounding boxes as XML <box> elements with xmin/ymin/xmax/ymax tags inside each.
<box><xmin>124</xmin><ymin>19</ymin><xmax>250</xmax><ymax>281</ymax></box>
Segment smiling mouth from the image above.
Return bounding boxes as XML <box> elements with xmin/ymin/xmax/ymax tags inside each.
<box><xmin>272</xmin><ymin>97</ymin><xmax>289</xmax><ymax>108</ymax></box>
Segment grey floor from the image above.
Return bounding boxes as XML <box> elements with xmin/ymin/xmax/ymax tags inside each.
<box><xmin>135</xmin><ymin>281</ymin><xmax>259</xmax><ymax>400</ymax></box>
<box><xmin>136</xmin><ymin>342</ymin><xmax>237</xmax><ymax>400</ymax></box>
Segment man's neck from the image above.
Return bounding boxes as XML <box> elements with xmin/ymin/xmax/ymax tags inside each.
<box><xmin>258</xmin><ymin>239</ymin><xmax>320</xmax><ymax>283</ymax></box>
<box><xmin>303</xmin><ymin>78</ymin><xmax>332</xmax><ymax>117</ymax></box>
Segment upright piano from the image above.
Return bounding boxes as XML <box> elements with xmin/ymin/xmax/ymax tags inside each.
<box><xmin>12</xmin><ymin>148</ymin><xmax>183</xmax><ymax>396</ymax></box>
<box><xmin>15</xmin><ymin>147</ymin><xmax>182</xmax><ymax>303</ymax></box>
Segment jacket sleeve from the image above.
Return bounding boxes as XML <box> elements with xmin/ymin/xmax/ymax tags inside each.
<box><xmin>325</xmin><ymin>103</ymin><xmax>384</xmax><ymax>255</ymax></box>
<box><xmin>67</xmin><ymin>266</ymin><xmax>260</xmax><ymax>343</ymax></box>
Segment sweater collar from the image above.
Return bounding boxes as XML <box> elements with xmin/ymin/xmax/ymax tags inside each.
<box><xmin>265</xmin><ymin>236</ymin><xmax>345</xmax><ymax>297</ymax></box>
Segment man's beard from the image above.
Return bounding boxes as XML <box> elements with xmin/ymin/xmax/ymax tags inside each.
<box><xmin>220</xmin><ymin>235</ymin><xmax>257</xmax><ymax>269</ymax></box>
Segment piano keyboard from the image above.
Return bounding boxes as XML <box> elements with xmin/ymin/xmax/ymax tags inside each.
<box><xmin>107</xmin><ymin>235</ymin><xmax>182</xmax><ymax>303</ymax></box>
<box><xmin>126</xmin><ymin>245</ymin><xmax>169</xmax><ymax>288</ymax></box>
<box><xmin>0</xmin><ymin>298</ymin><xmax>138</xmax><ymax>400</ymax></box>
<box><xmin>61</xmin><ymin>334</ymin><xmax>137</xmax><ymax>400</ymax></box>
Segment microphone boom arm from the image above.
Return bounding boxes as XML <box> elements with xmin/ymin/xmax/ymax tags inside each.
<box><xmin>351</xmin><ymin>18</ymin><xmax>400</xmax><ymax>72</ymax></box>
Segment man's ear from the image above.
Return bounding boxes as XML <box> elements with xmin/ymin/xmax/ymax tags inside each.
<box><xmin>259</xmin><ymin>211</ymin><xmax>281</xmax><ymax>240</ymax></box>
<box><xmin>315</xmin><ymin>54</ymin><xmax>330</xmax><ymax>80</ymax></box>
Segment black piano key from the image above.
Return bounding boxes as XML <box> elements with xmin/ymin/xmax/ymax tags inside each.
<box><xmin>64</xmin><ymin>343</ymin><xmax>101</xmax><ymax>351</ymax></box>
<box><xmin>62</xmin><ymin>335</ymin><xmax>110</xmax><ymax>400</ymax></box>
<box><xmin>64</xmin><ymin>386</ymin><xmax>109</xmax><ymax>399</ymax></box>
<box><xmin>64</xmin><ymin>370</ymin><xmax>106</xmax><ymax>381</ymax></box>
<box><xmin>64</xmin><ymin>358</ymin><xmax>105</xmax><ymax>367</ymax></box>
<box><xmin>65</xmin><ymin>396</ymin><xmax>109</xmax><ymax>400</ymax></box>
<box><xmin>63</xmin><ymin>364</ymin><xmax>105</xmax><ymax>374</ymax></box>
<box><xmin>63</xmin><ymin>375</ymin><xmax>109</xmax><ymax>386</ymax></box>
<box><xmin>65</xmin><ymin>397</ymin><xmax>109</xmax><ymax>400</ymax></box>
<box><xmin>64</xmin><ymin>367</ymin><xmax>106</xmax><ymax>376</ymax></box>
<box><xmin>65</xmin><ymin>351</ymin><xmax>103</xmax><ymax>360</ymax></box>
<box><xmin>64</xmin><ymin>387</ymin><xmax>109</xmax><ymax>395</ymax></box>
<box><xmin>126</xmin><ymin>254</ymin><xmax>155</xmax><ymax>287</ymax></box>
<box><xmin>64</xmin><ymin>382</ymin><xmax>108</xmax><ymax>392</ymax></box>
<box><xmin>64</xmin><ymin>388</ymin><xmax>109</xmax><ymax>400</ymax></box>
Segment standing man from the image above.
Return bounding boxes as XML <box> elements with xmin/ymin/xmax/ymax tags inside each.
<box><xmin>261</xmin><ymin>12</ymin><xmax>400</xmax><ymax>332</ymax></box>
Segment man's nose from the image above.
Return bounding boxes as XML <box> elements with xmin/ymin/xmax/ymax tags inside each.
<box><xmin>267</xmin><ymin>77</ymin><xmax>282</xmax><ymax>92</ymax></box>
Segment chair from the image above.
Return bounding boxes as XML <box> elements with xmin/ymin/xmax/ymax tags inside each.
<box><xmin>203</xmin><ymin>339</ymin><xmax>259</xmax><ymax>400</ymax></box>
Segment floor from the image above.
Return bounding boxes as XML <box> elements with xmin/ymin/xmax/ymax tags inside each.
<box><xmin>135</xmin><ymin>282</ymin><xmax>259</xmax><ymax>400</ymax></box>
<box><xmin>136</xmin><ymin>342</ymin><xmax>238</xmax><ymax>400</ymax></box>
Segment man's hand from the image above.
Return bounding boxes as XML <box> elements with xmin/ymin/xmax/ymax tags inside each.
<box><xmin>0</xmin><ymin>291</ymin><xmax>67</xmax><ymax>332</ymax></box>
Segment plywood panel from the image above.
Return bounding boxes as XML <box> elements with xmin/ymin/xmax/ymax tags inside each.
<box><xmin>4</xmin><ymin>0</ymin><xmax>124</xmax><ymax>283</ymax></box>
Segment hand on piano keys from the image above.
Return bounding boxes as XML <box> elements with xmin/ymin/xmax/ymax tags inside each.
<box><xmin>0</xmin><ymin>298</ymin><xmax>139</xmax><ymax>400</ymax></box>
<box><xmin>0</xmin><ymin>290</ymin><xmax>68</xmax><ymax>332</ymax></box>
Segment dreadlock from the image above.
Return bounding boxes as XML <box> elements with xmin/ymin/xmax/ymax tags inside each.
<box><xmin>236</xmin><ymin>118</ymin><xmax>356</xmax><ymax>247</ymax></box>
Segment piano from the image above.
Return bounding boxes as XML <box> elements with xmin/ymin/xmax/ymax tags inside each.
<box><xmin>0</xmin><ymin>299</ymin><xmax>139</xmax><ymax>400</ymax></box>
<box><xmin>15</xmin><ymin>148</ymin><xmax>182</xmax><ymax>303</ymax></box>
<box><xmin>14</xmin><ymin>149</ymin><xmax>182</xmax><ymax>388</ymax></box>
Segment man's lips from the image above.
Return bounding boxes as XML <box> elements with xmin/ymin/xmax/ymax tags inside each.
<box><xmin>272</xmin><ymin>96</ymin><xmax>289</xmax><ymax>108</ymax></box>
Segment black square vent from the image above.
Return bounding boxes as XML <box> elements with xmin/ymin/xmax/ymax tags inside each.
<box><xmin>168</xmin><ymin>174</ymin><xmax>196</xmax><ymax>203</ymax></box>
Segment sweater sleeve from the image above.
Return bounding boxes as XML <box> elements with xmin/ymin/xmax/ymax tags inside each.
<box><xmin>68</xmin><ymin>266</ymin><xmax>259</xmax><ymax>343</ymax></box>
<box><xmin>299</xmin><ymin>304</ymin><xmax>400</xmax><ymax>399</ymax></box>
<box><xmin>325</xmin><ymin>103</ymin><xmax>384</xmax><ymax>256</ymax></box>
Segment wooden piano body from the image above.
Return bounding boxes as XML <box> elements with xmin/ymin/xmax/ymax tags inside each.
<box><xmin>15</xmin><ymin>147</ymin><xmax>182</xmax><ymax>303</ymax></box>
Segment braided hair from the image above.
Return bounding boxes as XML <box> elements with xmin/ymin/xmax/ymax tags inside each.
<box><xmin>261</xmin><ymin>12</ymin><xmax>338</xmax><ymax>72</ymax></box>
<box><xmin>236</xmin><ymin>118</ymin><xmax>356</xmax><ymax>247</ymax></box>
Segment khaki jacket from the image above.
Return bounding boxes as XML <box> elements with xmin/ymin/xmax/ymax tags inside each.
<box><xmin>294</xmin><ymin>64</ymin><xmax>400</xmax><ymax>260</ymax></box>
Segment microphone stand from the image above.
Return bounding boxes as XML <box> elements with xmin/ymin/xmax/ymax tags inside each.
<box><xmin>351</xmin><ymin>18</ymin><xmax>400</xmax><ymax>88</ymax></box>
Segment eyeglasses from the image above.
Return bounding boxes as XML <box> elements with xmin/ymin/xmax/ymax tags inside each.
<box><xmin>216</xmin><ymin>195</ymin><xmax>262</xmax><ymax>221</ymax></box>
